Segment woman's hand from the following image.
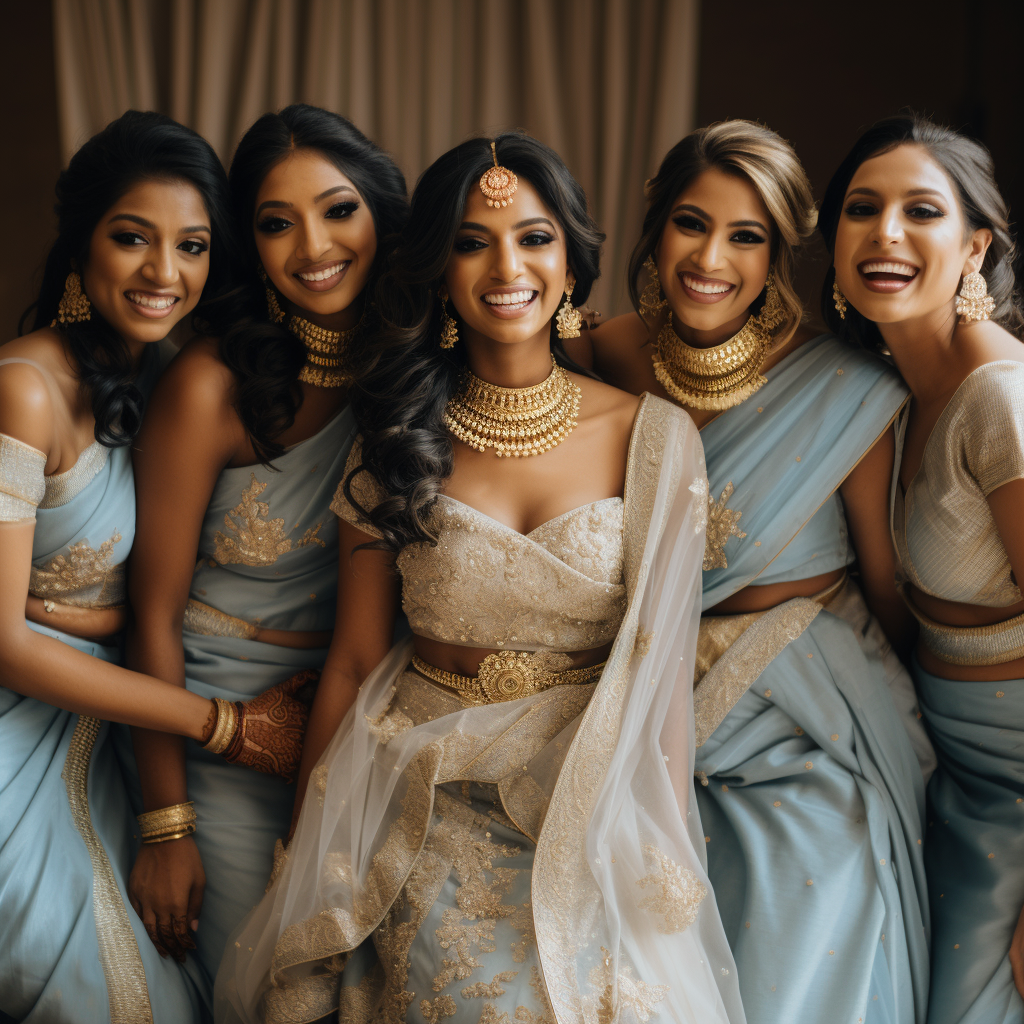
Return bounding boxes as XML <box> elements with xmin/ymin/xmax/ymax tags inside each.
<box><xmin>128</xmin><ymin>837</ymin><xmax>205</xmax><ymax>963</ymax></box>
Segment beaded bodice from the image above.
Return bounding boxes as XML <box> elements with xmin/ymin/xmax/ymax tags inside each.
<box><xmin>332</xmin><ymin>445</ymin><xmax>626</xmax><ymax>652</ymax></box>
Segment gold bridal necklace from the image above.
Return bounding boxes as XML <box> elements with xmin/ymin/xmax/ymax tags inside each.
<box><xmin>444</xmin><ymin>356</ymin><xmax>582</xmax><ymax>457</ymax></box>
<box><xmin>287</xmin><ymin>313</ymin><xmax>362</xmax><ymax>389</ymax></box>
<box><xmin>652</xmin><ymin>272</ymin><xmax>786</xmax><ymax>411</ymax></box>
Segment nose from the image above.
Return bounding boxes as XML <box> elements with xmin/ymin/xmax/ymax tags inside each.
<box><xmin>141</xmin><ymin>241</ymin><xmax>179</xmax><ymax>287</ymax></box>
<box><xmin>295</xmin><ymin>214</ymin><xmax>333</xmax><ymax>262</ymax></box>
<box><xmin>692</xmin><ymin>232</ymin><xmax>725</xmax><ymax>272</ymax></box>
<box><xmin>490</xmin><ymin>235</ymin><xmax>524</xmax><ymax>283</ymax></box>
<box><xmin>873</xmin><ymin>203</ymin><xmax>905</xmax><ymax>247</ymax></box>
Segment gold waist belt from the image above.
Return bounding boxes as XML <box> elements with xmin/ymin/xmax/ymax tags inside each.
<box><xmin>183</xmin><ymin>598</ymin><xmax>259</xmax><ymax>641</ymax></box>
<box><xmin>902</xmin><ymin>588</ymin><xmax>1024</xmax><ymax>667</ymax></box>
<box><xmin>411</xmin><ymin>650</ymin><xmax>605</xmax><ymax>706</ymax></box>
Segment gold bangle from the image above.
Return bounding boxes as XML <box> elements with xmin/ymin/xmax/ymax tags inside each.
<box><xmin>203</xmin><ymin>697</ymin><xmax>238</xmax><ymax>754</ymax></box>
<box><xmin>137</xmin><ymin>800</ymin><xmax>196</xmax><ymax>839</ymax></box>
<box><xmin>141</xmin><ymin>828</ymin><xmax>195</xmax><ymax>845</ymax></box>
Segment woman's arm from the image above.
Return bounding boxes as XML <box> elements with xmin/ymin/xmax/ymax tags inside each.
<box><xmin>124</xmin><ymin>340</ymin><xmax>244</xmax><ymax>962</ymax></box>
<box><xmin>291</xmin><ymin>520</ymin><xmax>400</xmax><ymax>821</ymax></box>
<box><xmin>839</xmin><ymin>425</ymin><xmax>916</xmax><ymax>661</ymax></box>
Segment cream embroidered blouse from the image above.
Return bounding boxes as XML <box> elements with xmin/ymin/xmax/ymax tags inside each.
<box><xmin>892</xmin><ymin>360</ymin><xmax>1024</xmax><ymax>607</ymax></box>
<box><xmin>331</xmin><ymin>441</ymin><xmax>627</xmax><ymax>651</ymax></box>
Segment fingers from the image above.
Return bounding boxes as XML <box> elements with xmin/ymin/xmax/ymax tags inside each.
<box><xmin>141</xmin><ymin>908</ymin><xmax>169</xmax><ymax>959</ymax></box>
<box><xmin>157</xmin><ymin>916</ymin><xmax>187</xmax><ymax>963</ymax></box>
<box><xmin>186</xmin><ymin>881</ymin><xmax>205</xmax><ymax>938</ymax></box>
<box><xmin>277</xmin><ymin>668</ymin><xmax>320</xmax><ymax>704</ymax></box>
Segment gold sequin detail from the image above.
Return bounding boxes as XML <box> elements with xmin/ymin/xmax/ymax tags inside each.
<box><xmin>182</xmin><ymin>598</ymin><xmax>258</xmax><ymax>640</ymax></box>
<box><xmin>636</xmin><ymin>844</ymin><xmax>706</xmax><ymax>933</ymax></box>
<box><xmin>30</xmin><ymin>533</ymin><xmax>125</xmax><ymax>607</ymax></box>
<box><xmin>213</xmin><ymin>473</ymin><xmax>325</xmax><ymax>566</ymax></box>
<box><xmin>703</xmin><ymin>482</ymin><xmax>746</xmax><ymax>570</ymax></box>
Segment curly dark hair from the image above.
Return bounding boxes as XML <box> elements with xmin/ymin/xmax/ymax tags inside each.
<box><xmin>346</xmin><ymin>131</ymin><xmax>604</xmax><ymax>552</ymax></box>
<box><xmin>819</xmin><ymin>111</ymin><xmax>1024</xmax><ymax>349</ymax></box>
<box><xmin>23</xmin><ymin>110</ymin><xmax>236</xmax><ymax>447</ymax></box>
<box><xmin>201</xmin><ymin>104</ymin><xmax>409</xmax><ymax>463</ymax></box>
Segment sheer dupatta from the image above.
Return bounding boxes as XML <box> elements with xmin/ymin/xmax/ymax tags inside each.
<box><xmin>217</xmin><ymin>395</ymin><xmax>742</xmax><ymax>1024</ymax></box>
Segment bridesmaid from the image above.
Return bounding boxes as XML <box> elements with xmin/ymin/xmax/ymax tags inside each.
<box><xmin>0</xmin><ymin>111</ymin><xmax>311</xmax><ymax>1024</ymax></box>
<box><xmin>124</xmin><ymin>104</ymin><xmax>408</xmax><ymax>985</ymax></box>
<box><xmin>821</xmin><ymin>112</ymin><xmax>1024</xmax><ymax>1024</ymax></box>
<box><xmin>570</xmin><ymin>119</ymin><xmax>932</xmax><ymax>1024</ymax></box>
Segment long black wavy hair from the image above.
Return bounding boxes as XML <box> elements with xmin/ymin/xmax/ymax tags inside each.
<box><xmin>201</xmin><ymin>104</ymin><xmax>408</xmax><ymax>463</ymax></box>
<box><xmin>347</xmin><ymin>131</ymin><xmax>604</xmax><ymax>552</ymax></box>
<box><xmin>24</xmin><ymin>110</ymin><xmax>235</xmax><ymax>447</ymax></box>
<box><xmin>819</xmin><ymin>112</ymin><xmax>1024</xmax><ymax>349</ymax></box>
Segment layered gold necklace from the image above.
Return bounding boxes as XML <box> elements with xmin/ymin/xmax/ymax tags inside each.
<box><xmin>445</xmin><ymin>357</ymin><xmax>581</xmax><ymax>457</ymax></box>
<box><xmin>287</xmin><ymin>314</ymin><xmax>362</xmax><ymax>389</ymax></box>
<box><xmin>652</xmin><ymin>274</ymin><xmax>786</xmax><ymax>411</ymax></box>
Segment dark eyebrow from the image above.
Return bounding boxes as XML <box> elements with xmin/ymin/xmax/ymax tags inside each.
<box><xmin>670</xmin><ymin>203</ymin><xmax>709</xmax><ymax>219</ymax></box>
<box><xmin>458</xmin><ymin>221</ymin><xmax>489</xmax><ymax>232</ymax></box>
<box><xmin>314</xmin><ymin>184</ymin><xmax>358</xmax><ymax>203</ymax></box>
<box><xmin>513</xmin><ymin>217</ymin><xmax>556</xmax><ymax>231</ymax></box>
<box><xmin>256</xmin><ymin>185</ymin><xmax>358</xmax><ymax>218</ymax></box>
<box><xmin>728</xmin><ymin>219</ymin><xmax>769</xmax><ymax>233</ymax></box>
<box><xmin>846</xmin><ymin>186</ymin><xmax>947</xmax><ymax>201</ymax></box>
<box><xmin>108</xmin><ymin>213</ymin><xmax>210</xmax><ymax>234</ymax></box>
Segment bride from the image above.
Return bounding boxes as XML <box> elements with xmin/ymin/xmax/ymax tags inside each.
<box><xmin>218</xmin><ymin>132</ymin><xmax>743</xmax><ymax>1024</ymax></box>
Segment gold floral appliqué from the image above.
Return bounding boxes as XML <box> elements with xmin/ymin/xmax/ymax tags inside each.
<box><xmin>585</xmin><ymin>948</ymin><xmax>668</xmax><ymax>1024</ymax></box>
<box><xmin>213</xmin><ymin>473</ymin><xmax>325</xmax><ymax>566</ymax></box>
<box><xmin>703</xmin><ymin>481</ymin><xmax>746</xmax><ymax>570</ymax></box>
<box><xmin>636</xmin><ymin>844</ymin><xmax>706</xmax><ymax>933</ymax></box>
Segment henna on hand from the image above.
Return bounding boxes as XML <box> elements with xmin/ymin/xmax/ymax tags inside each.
<box><xmin>221</xmin><ymin>668</ymin><xmax>319</xmax><ymax>782</ymax></box>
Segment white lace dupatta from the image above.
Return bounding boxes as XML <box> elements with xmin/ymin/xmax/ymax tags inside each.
<box><xmin>218</xmin><ymin>395</ymin><xmax>743</xmax><ymax>1024</ymax></box>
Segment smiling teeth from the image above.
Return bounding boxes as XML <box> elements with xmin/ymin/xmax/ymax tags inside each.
<box><xmin>298</xmin><ymin>263</ymin><xmax>346</xmax><ymax>282</ymax></box>
<box><xmin>861</xmin><ymin>261</ymin><xmax>917</xmax><ymax>277</ymax></box>
<box><xmin>127</xmin><ymin>292</ymin><xmax>177</xmax><ymax>309</ymax></box>
<box><xmin>484</xmin><ymin>290</ymin><xmax>535</xmax><ymax>305</ymax></box>
<box><xmin>683</xmin><ymin>274</ymin><xmax>732</xmax><ymax>294</ymax></box>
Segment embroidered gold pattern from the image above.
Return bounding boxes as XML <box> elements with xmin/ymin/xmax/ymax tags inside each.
<box><xmin>636</xmin><ymin>844</ymin><xmax>706</xmax><ymax>933</ymax></box>
<box><xmin>30</xmin><ymin>533</ymin><xmax>125</xmax><ymax>606</ymax></box>
<box><xmin>62</xmin><ymin>716</ymin><xmax>153</xmax><ymax>1021</ymax></box>
<box><xmin>688</xmin><ymin>475</ymin><xmax>708</xmax><ymax>536</ymax></box>
<box><xmin>39</xmin><ymin>441</ymin><xmax>108</xmax><ymax>508</ymax></box>
<box><xmin>585</xmin><ymin>949</ymin><xmax>668</xmax><ymax>1024</ymax></box>
<box><xmin>703</xmin><ymin>482</ymin><xmax>746</xmax><ymax>570</ymax></box>
<box><xmin>633</xmin><ymin>627</ymin><xmax>655</xmax><ymax>660</ymax></box>
<box><xmin>182</xmin><ymin>598</ymin><xmax>259</xmax><ymax>639</ymax></box>
<box><xmin>0</xmin><ymin>432</ymin><xmax>45</xmax><ymax>521</ymax></box>
<box><xmin>213</xmin><ymin>474</ymin><xmax>325</xmax><ymax>566</ymax></box>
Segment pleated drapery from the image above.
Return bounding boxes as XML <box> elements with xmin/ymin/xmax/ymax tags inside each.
<box><xmin>52</xmin><ymin>0</ymin><xmax>698</xmax><ymax>313</ymax></box>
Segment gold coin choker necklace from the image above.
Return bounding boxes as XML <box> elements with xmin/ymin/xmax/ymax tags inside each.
<box><xmin>287</xmin><ymin>313</ymin><xmax>362</xmax><ymax>388</ymax></box>
<box><xmin>444</xmin><ymin>357</ymin><xmax>582</xmax><ymax>457</ymax></box>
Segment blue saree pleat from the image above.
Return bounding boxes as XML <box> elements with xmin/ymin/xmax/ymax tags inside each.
<box><xmin>0</xmin><ymin>436</ymin><xmax>207</xmax><ymax>1023</ymax></box>
<box><xmin>914</xmin><ymin>659</ymin><xmax>1024</xmax><ymax>1024</ymax></box>
<box><xmin>691</xmin><ymin>335</ymin><xmax>930</xmax><ymax>1024</ymax></box>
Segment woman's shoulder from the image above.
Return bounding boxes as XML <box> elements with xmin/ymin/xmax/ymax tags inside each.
<box><xmin>0</xmin><ymin>332</ymin><xmax>69</xmax><ymax>453</ymax></box>
<box><xmin>152</xmin><ymin>335</ymin><xmax>235</xmax><ymax>405</ymax></box>
<box><xmin>588</xmin><ymin>311</ymin><xmax>649</xmax><ymax>357</ymax></box>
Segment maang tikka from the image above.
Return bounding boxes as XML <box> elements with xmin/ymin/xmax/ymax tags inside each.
<box><xmin>479</xmin><ymin>142</ymin><xmax>518</xmax><ymax>207</ymax></box>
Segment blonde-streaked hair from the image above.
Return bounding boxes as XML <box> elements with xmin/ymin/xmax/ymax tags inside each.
<box><xmin>629</xmin><ymin>120</ymin><xmax>816</xmax><ymax>344</ymax></box>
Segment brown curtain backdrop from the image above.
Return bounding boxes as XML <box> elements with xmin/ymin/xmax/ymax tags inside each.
<box><xmin>53</xmin><ymin>0</ymin><xmax>698</xmax><ymax>313</ymax></box>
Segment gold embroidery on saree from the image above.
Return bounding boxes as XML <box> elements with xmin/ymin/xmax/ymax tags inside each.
<box><xmin>30</xmin><ymin>533</ymin><xmax>125</xmax><ymax>606</ymax></box>
<box><xmin>703</xmin><ymin>481</ymin><xmax>746</xmax><ymax>570</ymax></box>
<box><xmin>586</xmin><ymin>949</ymin><xmax>668</xmax><ymax>1024</ymax></box>
<box><xmin>636</xmin><ymin>845</ymin><xmax>706</xmax><ymax>933</ymax></box>
<box><xmin>213</xmin><ymin>473</ymin><xmax>325</xmax><ymax>566</ymax></box>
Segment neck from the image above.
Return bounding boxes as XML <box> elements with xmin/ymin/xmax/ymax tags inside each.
<box><xmin>668</xmin><ymin>307</ymin><xmax>753</xmax><ymax>348</ymax></box>
<box><xmin>878</xmin><ymin>299</ymin><xmax>961</xmax><ymax>404</ymax></box>
<box><xmin>463</xmin><ymin>331</ymin><xmax>554</xmax><ymax>388</ymax></box>
<box><xmin>290</xmin><ymin>294</ymin><xmax>363</xmax><ymax>333</ymax></box>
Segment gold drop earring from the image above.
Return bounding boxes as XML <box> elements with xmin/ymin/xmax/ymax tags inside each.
<box><xmin>832</xmin><ymin>278</ymin><xmax>847</xmax><ymax>320</ymax></box>
<box><xmin>956</xmin><ymin>270</ymin><xmax>996</xmax><ymax>323</ymax></box>
<box><xmin>52</xmin><ymin>271</ymin><xmax>92</xmax><ymax>326</ymax></box>
<box><xmin>556</xmin><ymin>274</ymin><xmax>583</xmax><ymax>340</ymax></box>
<box><xmin>639</xmin><ymin>256</ymin><xmax>668</xmax><ymax>321</ymax></box>
<box><xmin>258</xmin><ymin>265</ymin><xmax>285</xmax><ymax>324</ymax></box>
<box><xmin>439</xmin><ymin>286</ymin><xmax>459</xmax><ymax>349</ymax></box>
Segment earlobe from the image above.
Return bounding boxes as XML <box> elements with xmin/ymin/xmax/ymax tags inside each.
<box><xmin>965</xmin><ymin>227</ymin><xmax>993</xmax><ymax>274</ymax></box>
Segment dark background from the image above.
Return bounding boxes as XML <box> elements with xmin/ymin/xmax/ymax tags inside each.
<box><xmin>3</xmin><ymin>0</ymin><xmax>1022</xmax><ymax>341</ymax></box>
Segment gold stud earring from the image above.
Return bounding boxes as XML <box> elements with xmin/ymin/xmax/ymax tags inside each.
<box><xmin>556</xmin><ymin>275</ymin><xmax>583</xmax><ymax>340</ymax></box>
<box><xmin>51</xmin><ymin>271</ymin><xmax>92</xmax><ymax>326</ymax></box>
<box><xmin>639</xmin><ymin>256</ymin><xmax>668</xmax><ymax>321</ymax></box>
<box><xmin>832</xmin><ymin>279</ymin><xmax>847</xmax><ymax>320</ymax></box>
<box><xmin>258</xmin><ymin>265</ymin><xmax>285</xmax><ymax>324</ymax></box>
<box><xmin>439</xmin><ymin>287</ymin><xmax>459</xmax><ymax>349</ymax></box>
<box><xmin>956</xmin><ymin>270</ymin><xmax>996</xmax><ymax>324</ymax></box>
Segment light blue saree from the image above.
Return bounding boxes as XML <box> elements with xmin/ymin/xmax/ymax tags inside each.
<box><xmin>692</xmin><ymin>335</ymin><xmax>931</xmax><ymax>1024</ymax></box>
<box><xmin>0</xmin><ymin>353</ymin><xmax>206</xmax><ymax>1023</ymax></box>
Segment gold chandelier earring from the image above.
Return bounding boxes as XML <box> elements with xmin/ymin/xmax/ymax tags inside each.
<box><xmin>258</xmin><ymin>265</ymin><xmax>286</xmax><ymax>324</ymax></box>
<box><xmin>956</xmin><ymin>270</ymin><xmax>996</xmax><ymax>323</ymax></box>
<box><xmin>555</xmin><ymin>274</ymin><xmax>583</xmax><ymax>340</ymax></box>
<box><xmin>52</xmin><ymin>271</ymin><xmax>91</xmax><ymax>326</ymax></box>
<box><xmin>832</xmin><ymin>279</ymin><xmax>847</xmax><ymax>320</ymax></box>
<box><xmin>639</xmin><ymin>256</ymin><xmax>668</xmax><ymax>321</ymax></box>
<box><xmin>438</xmin><ymin>286</ymin><xmax>459</xmax><ymax>349</ymax></box>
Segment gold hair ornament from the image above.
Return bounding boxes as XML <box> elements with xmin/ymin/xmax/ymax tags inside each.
<box><xmin>479</xmin><ymin>141</ymin><xmax>518</xmax><ymax>207</ymax></box>
<box><xmin>52</xmin><ymin>271</ymin><xmax>92</xmax><ymax>326</ymax></box>
<box><xmin>639</xmin><ymin>256</ymin><xmax>668</xmax><ymax>321</ymax></box>
<box><xmin>956</xmin><ymin>270</ymin><xmax>996</xmax><ymax>324</ymax></box>
<box><xmin>652</xmin><ymin>271</ymin><xmax>786</xmax><ymax>411</ymax></box>
<box><xmin>438</xmin><ymin>286</ymin><xmax>459</xmax><ymax>348</ymax></box>
<box><xmin>444</xmin><ymin>356</ymin><xmax>581</xmax><ymax>457</ymax></box>
<box><xmin>555</xmin><ymin>275</ymin><xmax>583</xmax><ymax>339</ymax></box>
<box><xmin>832</xmin><ymin>279</ymin><xmax>847</xmax><ymax>320</ymax></box>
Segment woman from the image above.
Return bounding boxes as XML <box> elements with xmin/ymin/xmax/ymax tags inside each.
<box><xmin>0</xmin><ymin>111</ymin><xmax>309</xmax><ymax>1024</ymax></box>
<box><xmin>570</xmin><ymin>120</ymin><xmax>932</xmax><ymax>1024</ymax></box>
<box><xmin>217</xmin><ymin>132</ymin><xmax>743</xmax><ymax>1024</ymax></box>
<box><xmin>124</xmin><ymin>104</ymin><xmax>409</xmax><ymax>987</ymax></box>
<box><xmin>821</xmin><ymin>113</ymin><xmax>1024</xmax><ymax>1024</ymax></box>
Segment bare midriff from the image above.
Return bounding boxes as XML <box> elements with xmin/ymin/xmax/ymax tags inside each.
<box><xmin>25</xmin><ymin>596</ymin><xmax>126</xmax><ymax>643</ymax></box>
<box><xmin>413</xmin><ymin>635</ymin><xmax>614</xmax><ymax>678</ymax></box>
<box><xmin>907</xmin><ymin>583</ymin><xmax>1024</xmax><ymax>681</ymax></box>
<box><xmin>706</xmin><ymin>567</ymin><xmax>845</xmax><ymax>616</ymax></box>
